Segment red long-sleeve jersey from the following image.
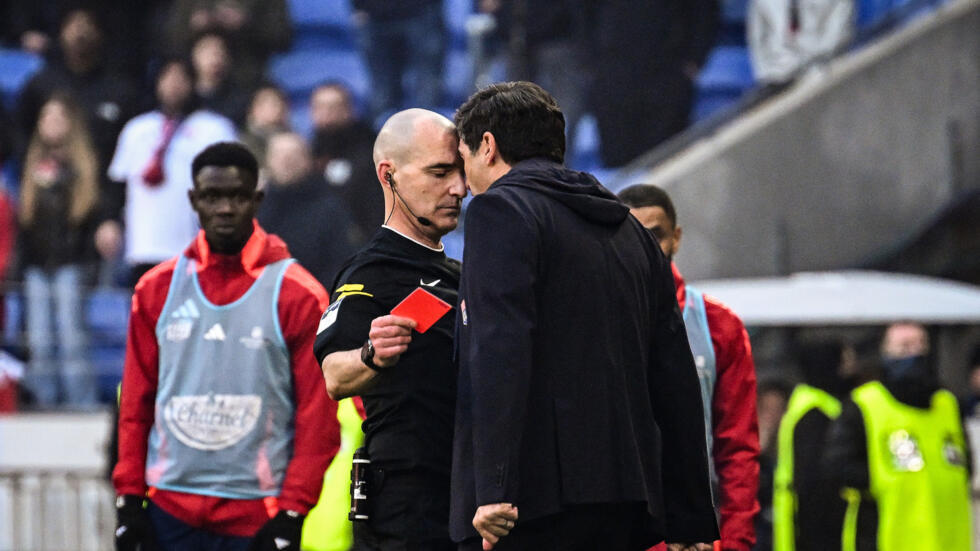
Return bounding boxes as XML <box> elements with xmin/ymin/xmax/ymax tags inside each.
<box><xmin>675</xmin><ymin>264</ymin><xmax>760</xmax><ymax>551</ymax></box>
<box><xmin>113</xmin><ymin>222</ymin><xmax>340</xmax><ymax>536</ymax></box>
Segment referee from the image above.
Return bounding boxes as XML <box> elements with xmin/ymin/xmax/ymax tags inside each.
<box><xmin>314</xmin><ymin>109</ymin><xmax>465</xmax><ymax>551</ymax></box>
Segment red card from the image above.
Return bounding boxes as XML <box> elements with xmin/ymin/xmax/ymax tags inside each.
<box><xmin>390</xmin><ymin>287</ymin><xmax>452</xmax><ymax>333</ymax></box>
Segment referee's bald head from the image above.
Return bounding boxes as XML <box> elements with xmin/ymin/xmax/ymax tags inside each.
<box><xmin>373</xmin><ymin>108</ymin><xmax>455</xmax><ymax>166</ymax></box>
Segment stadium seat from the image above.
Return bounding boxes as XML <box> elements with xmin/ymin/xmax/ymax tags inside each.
<box><xmin>289</xmin><ymin>0</ymin><xmax>352</xmax><ymax>31</ymax></box>
<box><xmin>85</xmin><ymin>288</ymin><xmax>130</xmax><ymax>403</ymax></box>
<box><xmin>0</xmin><ymin>49</ymin><xmax>43</xmax><ymax>109</ymax></box>
<box><xmin>90</xmin><ymin>344</ymin><xmax>125</xmax><ymax>402</ymax></box>
<box><xmin>692</xmin><ymin>90</ymin><xmax>743</xmax><ymax>122</ymax></box>
<box><xmin>697</xmin><ymin>46</ymin><xmax>755</xmax><ymax>93</ymax></box>
<box><xmin>3</xmin><ymin>291</ymin><xmax>24</xmax><ymax>347</ymax></box>
<box><xmin>443</xmin><ymin>48</ymin><xmax>473</xmax><ymax>107</ymax></box>
<box><xmin>857</xmin><ymin>0</ymin><xmax>943</xmax><ymax>29</ymax></box>
<box><xmin>570</xmin><ymin>115</ymin><xmax>602</xmax><ymax>172</ymax></box>
<box><xmin>289</xmin><ymin>96</ymin><xmax>314</xmax><ymax>138</ymax></box>
<box><xmin>723</xmin><ymin>0</ymin><xmax>750</xmax><ymax>23</ymax></box>
<box><xmin>444</xmin><ymin>0</ymin><xmax>473</xmax><ymax>48</ymax></box>
<box><xmin>85</xmin><ymin>288</ymin><xmax>131</xmax><ymax>346</ymax></box>
<box><xmin>268</xmin><ymin>48</ymin><xmax>370</xmax><ymax>103</ymax></box>
<box><xmin>718</xmin><ymin>0</ymin><xmax>750</xmax><ymax>45</ymax></box>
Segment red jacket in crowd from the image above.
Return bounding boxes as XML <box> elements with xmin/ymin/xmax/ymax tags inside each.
<box><xmin>113</xmin><ymin>222</ymin><xmax>340</xmax><ymax>536</ymax></box>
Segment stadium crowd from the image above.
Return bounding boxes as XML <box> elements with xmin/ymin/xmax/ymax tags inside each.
<box><xmin>0</xmin><ymin>0</ymin><xmax>741</xmax><ymax>409</ymax></box>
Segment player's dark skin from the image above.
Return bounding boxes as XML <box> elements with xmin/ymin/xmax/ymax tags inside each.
<box><xmin>189</xmin><ymin>166</ymin><xmax>264</xmax><ymax>255</ymax></box>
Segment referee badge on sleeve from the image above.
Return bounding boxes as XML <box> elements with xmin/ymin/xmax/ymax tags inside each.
<box><xmin>318</xmin><ymin>299</ymin><xmax>343</xmax><ymax>334</ymax></box>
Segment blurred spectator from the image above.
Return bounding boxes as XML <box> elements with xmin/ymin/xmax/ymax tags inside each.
<box><xmin>166</xmin><ymin>0</ymin><xmax>293</xmax><ymax>86</ymax></box>
<box><xmin>18</xmin><ymin>93</ymin><xmax>98</xmax><ymax>409</ymax></box>
<box><xmin>477</xmin><ymin>0</ymin><xmax>590</xmax><ymax>152</ymax></box>
<box><xmin>352</xmin><ymin>0</ymin><xmax>446</xmax><ymax>117</ymax></box>
<box><xmin>590</xmin><ymin>0</ymin><xmax>719</xmax><ymax>167</ymax></box>
<box><xmin>257</xmin><ymin>132</ymin><xmax>358</xmax><ymax>288</ymax></box>
<box><xmin>754</xmin><ymin>378</ymin><xmax>791</xmax><ymax>551</ymax></box>
<box><xmin>773</xmin><ymin>340</ymin><xmax>859</xmax><ymax>551</ymax></box>
<box><xmin>310</xmin><ymin>82</ymin><xmax>382</xmax><ymax>245</ymax></box>
<box><xmin>825</xmin><ymin>322</ymin><xmax>973</xmax><ymax>550</ymax></box>
<box><xmin>964</xmin><ymin>344</ymin><xmax>980</xmax><ymax>417</ymax></box>
<box><xmin>1</xmin><ymin>1</ymin><xmax>169</xmax><ymax>82</ymax></box>
<box><xmin>0</xmin><ymin>1</ymin><xmax>60</xmax><ymax>55</ymax></box>
<box><xmin>189</xmin><ymin>31</ymin><xmax>251</xmax><ymax>125</ymax></box>
<box><xmin>15</xmin><ymin>7</ymin><xmax>138</xmax><ymax>174</ymax></box>
<box><xmin>239</xmin><ymin>83</ymin><xmax>291</xmax><ymax>169</ymax></box>
<box><xmin>99</xmin><ymin>59</ymin><xmax>237</xmax><ymax>284</ymax></box>
<box><xmin>748</xmin><ymin>0</ymin><xmax>855</xmax><ymax>84</ymax></box>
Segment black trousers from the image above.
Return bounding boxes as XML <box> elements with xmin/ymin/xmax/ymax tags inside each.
<box><xmin>352</xmin><ymin>520</ymin><xmax>455</xmax><ymax>551</ymax></box>
<box><xmin>457</xmin><ymin>503</ymin><xmax>654</xmax><ymax>551</ymax></box>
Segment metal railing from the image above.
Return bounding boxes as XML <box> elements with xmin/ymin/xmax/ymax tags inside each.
<box><xmin>0</xmin><ymin>470</ymin><xmax>113</xmax><ymax>551</ymax></box>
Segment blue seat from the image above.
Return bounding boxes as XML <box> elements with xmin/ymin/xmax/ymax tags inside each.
<box><xmin>717</xmin><ymin>0</ymin><xmax>750</xmax><ymax>45</ymax></box>
<box><xmin>444</xmin><ymin>0</ymin><xmax>473</xmax><ymax>47</ymax></box>
<box><xmin>860</xmin><ymin>0</ymin><xmax>945</xmax><ymax>29</ymax></box>
<box><xmin>569</xmin><ymin>115</ymin><xmax>601</xmax><ymax>171</ymax></box>
<box><xmin>269</xmin><ymin>48</ymin><xmax>369</xmax><ymax>102</ymax></box>
<box><xmin>697</xmin><ymin>46</ymin><xmax>755</xmax><ymax>93</ymax></box>
<box><xmin>722</xmin><ymin>0</ymin><xmax>749</xmax><ymax>24</ymax></box>
<box><xmin>293</xmin><ymin>27</ymin><xmax>356</xmax><ymax>52</ymax></box>
<box><xmin>443</xmin><ymin>48</ymin><xmax>473</xmax><ymax>107</ymax></box>
<box><xmin>289</xmin><ymin>96</ymin><xmax>314</xmax><ymax>138</ymax></box>
<box><xmin>3</xmin><ymin>291</ymin><xmax>24</xmax><ymax>347</ymax></box>
<box><xmin>289</xmin><ymin>0</ymin><xmax>352</xmax><ymax>30</ymax></box>
<box><xmin>90</xmin><ymin>344</ymin><xmax>125</xmax><ymax>402</ymax></box>
<box><xmin>0</xmin><ymin>49</ymin><xmax>43</xmax><ymax>109</ymax></box>
<box><xmin>691</xmin><ymin>90</ymin><xmax>742</xmax><ymax>122</ymax></box>
<box><xmin>85</xmin><ymin>288</ymin><xmax>131</xmax><ymax>345</ymax></box>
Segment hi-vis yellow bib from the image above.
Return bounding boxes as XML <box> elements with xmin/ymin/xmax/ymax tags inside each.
<box><xmin>301</xmin><ymin>398</ymin><xmax>365</xmax><ymax>551</ymax></box>
<box><xmin>842</xmin><ymin>382</ymin><xmax>971</xmax><ymax>551</ymax></box>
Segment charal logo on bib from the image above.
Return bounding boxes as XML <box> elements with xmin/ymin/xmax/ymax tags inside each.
<box><xmin>163</xmin><ymin>394</ymin><xmax>262</xmax><ymax>450</ymax></box>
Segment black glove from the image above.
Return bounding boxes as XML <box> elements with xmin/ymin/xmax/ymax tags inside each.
<box><xmin>247</xmin><ymin>510</ymin><xmax>305</xmax><ymax>551</ymax></box>
<box><xmin>114</xmin><ymin>495</ymin><xmax>155</xmax><ymax>551</ymax></box>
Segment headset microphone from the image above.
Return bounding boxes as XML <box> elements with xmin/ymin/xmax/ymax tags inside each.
<box><xmin>387</xmin><ymin>173</ymin><xmax>433</xmax><ymax>227</ymax></box>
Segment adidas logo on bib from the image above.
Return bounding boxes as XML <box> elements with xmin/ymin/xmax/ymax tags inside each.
<box><xmin>204</xmin><ymin>323</ymin><xmax>226</xmax><ymax>341</ymax></box>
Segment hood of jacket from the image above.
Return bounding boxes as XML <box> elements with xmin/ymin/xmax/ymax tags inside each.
<box><xmin>185</xmin><ymin>220</ymin><xmax>292</xmax><ymax>276</ymax></box>
<box><xmin>490</xmin><ymin>158</ymin><xmax>629</xmax><ymax>226</ymax></box>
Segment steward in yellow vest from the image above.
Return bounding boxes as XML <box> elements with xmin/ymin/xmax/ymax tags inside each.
<box><xmin>773</xmin><ymin>384</ymin><xmax>841</xmax><ymax>551</ymax></box>
<box><xmin>824</xmin><ymin>323</ymin><xmax>972</xmax><ymax>550</ymax></box>
<box><xmin>773</xmin><ymin>341</ymin><xmax>857</xmax><ymax>551</ymax></box>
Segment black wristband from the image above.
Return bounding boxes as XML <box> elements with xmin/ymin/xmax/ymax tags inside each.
<box><xmin>360</xmin><ymin>339</ymin><xmax>384</xmax><ymax>371</ymax></box>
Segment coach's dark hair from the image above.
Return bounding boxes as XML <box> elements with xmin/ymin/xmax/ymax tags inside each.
<box><xmin>617</xmin><ymin>184</ymin><xmax>677</xmax><ymax>227</ymax></box>
<box><xmin>454</xmin><ymin>81</ymin><xmax>565</xmax><ymax>165</ymax></box>
<box><xmin>191</xmin><ymin>142</ymin><xmax>259</xmax><ymax>188</ymax></box>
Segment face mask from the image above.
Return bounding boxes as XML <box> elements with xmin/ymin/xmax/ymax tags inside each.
<box><xmin>881</xmin><ymin>354</ymin><xmax>929</xmax><ymax>381</ymax></box>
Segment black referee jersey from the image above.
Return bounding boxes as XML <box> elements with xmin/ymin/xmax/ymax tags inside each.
<box><xmin>313</xmin><ymin>226</ymin><xmax>460</xmax><ymax>541</ymax></box>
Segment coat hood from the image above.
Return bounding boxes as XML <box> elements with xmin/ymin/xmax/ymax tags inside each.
<box><xmin>490</xmin><ymin>159</ymin><xmax>629</xmax><ymax>226</ymax></box>
<box><xmin>186</xmin><ymin>220</ymin><xmax>292</xmax><ymax>275</ymax></box>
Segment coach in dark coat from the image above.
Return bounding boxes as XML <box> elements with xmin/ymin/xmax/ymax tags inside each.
<box><xmin>451</xmin><ymin>81</ymin><xmax>718</xmax><ymax>551</ymax></box>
